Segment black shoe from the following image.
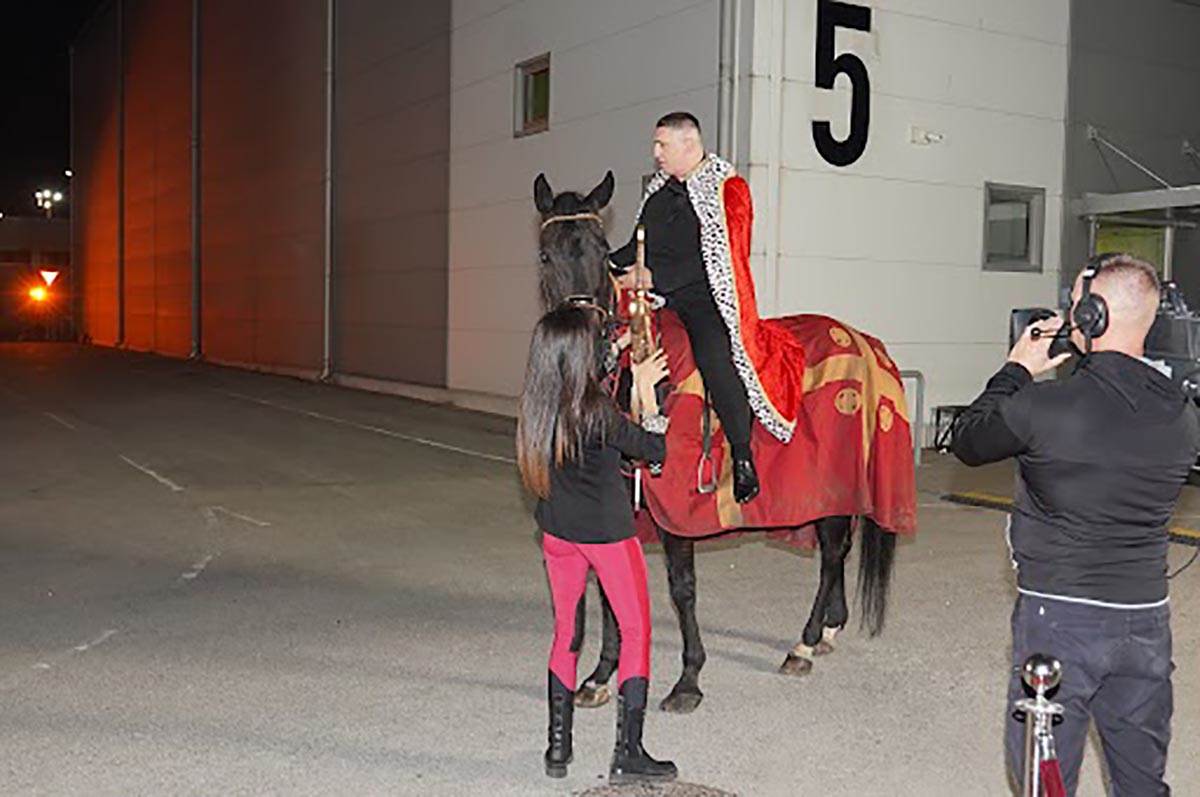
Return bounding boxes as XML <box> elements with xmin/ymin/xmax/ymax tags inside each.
<box><xmin>609</xmin><ymin>678</ymin><xmax>677</xmax><ymax>784</ymax></box>
<box><xmin>544</xmin><ymin>673</ymin><xmax>574</xmax><ymax>778</ymax></box>
<box><xmin>733</xmin><ymin>456</ymin><xmax>760</xmax><ymax>504</ymax></box>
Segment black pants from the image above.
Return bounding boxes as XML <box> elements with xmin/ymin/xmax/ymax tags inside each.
<box><xmin>1005</xmin><ymin>595</ymin><xmax>1173</xmax><ymax>796</ymax></box>
<box><xmin>667</xmin><ymin>282</ymin><xmax>753</xmax><ymax>458</ymax></box>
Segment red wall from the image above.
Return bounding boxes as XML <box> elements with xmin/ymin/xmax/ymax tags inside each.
<box><xmin>200</xmin><ymin>0</ymin><xmax>327</xmax><ymax>372</ymax></box>
<box><xmin>72</xmin><ymin>4</ymin><xmax>120</xmax><ymax>345</ymax></box>
<box><xmin>123</xmin><ymin>0</ymin><xmax>193</xmax><ymax>356</ymax></box>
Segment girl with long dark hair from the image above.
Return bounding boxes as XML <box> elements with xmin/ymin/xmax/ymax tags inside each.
<box><xmin>517</xmin><ymin>304</ymin><xmax>676</xmax><ymax>784</ymax></box>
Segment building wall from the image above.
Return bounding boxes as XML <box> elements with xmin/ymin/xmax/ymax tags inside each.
<box><xmin>333</xmin><ymin>0</ymin><xmax>451</xmax><ymax>386</ymax></box>
<box><xmin>1063</xmin><ymin>0</ymin><xmax>1200</xmax><ymax>301</ymax></box>
<box><xmin>72</xmin><ymin>2</ymin><xmax>121</xmax><ymax>346</ymax></box>
<box><xmin>70</xmin><ymin>0</ymin><xmax>1200</xmax><ymax>425</ymax></box>
<box><xmin>199</xmin><ymin>0</ymin><xmax>328</xmax><ymax>374</ymax></box>
<box><xmin>745</xmin><ymin>0</ymin><xmax>1070</xmax><ymax>426</ymax></box>
<box><xmin>122</xmin><ymin>0</ymin><xmax>193</xmax><ymax>357</ymax></box>
<box><xmin>446</xmin><ymin>0</ymin><xmax>723</xmax><ymax>397</ymax></box>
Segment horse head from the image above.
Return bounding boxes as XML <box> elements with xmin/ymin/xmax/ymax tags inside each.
<box><xmin>533</xmin><ymin>170</ymin><xmax>615</xmax><ymax>313</ymax></box>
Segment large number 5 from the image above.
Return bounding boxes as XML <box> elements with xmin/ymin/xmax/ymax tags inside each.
<box><xmin>812</xmin><ymin>0</ymin><xmax>872</xmax><ymax>167</ymax></box>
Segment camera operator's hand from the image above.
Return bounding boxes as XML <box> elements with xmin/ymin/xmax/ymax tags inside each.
<box><xmin>1008</xmin><ymin>315</ymin><xmax>1072</xmax><ymax>377</ymax></box>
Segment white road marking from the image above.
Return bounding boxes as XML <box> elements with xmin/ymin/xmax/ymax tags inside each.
<box><xmin>211</xmin><ymin>506</ymin><xmax>271</xmax><ymax>527</ymax></box>
<box><xmin>219</xmin><ymin>390</ymin><xmax>516</xmax><ymax>465</ymax></box>
<box><xmin>44</xmin><ymin>412</ymin><xmax>77</xmax><ymax>430</ymax></box>
<box><xmin>119</xmin><ymin>455</ymin><xmax>186</xmax><ymax>492</ymax></box>
<box><xmin>180</xmin><ymin>554</ymin><xmax>215</xmax><ymax>581</ymax></box>
<box><xmin>73</xmin><ymin>629</ymin><xmax>118</xmax><ymax>653</ymax></box>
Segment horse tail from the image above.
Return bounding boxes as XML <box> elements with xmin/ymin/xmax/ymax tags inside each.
<box><xmin>857</xmin><ymin>516</ymin><xmax>896</xmax><ymax>637</ymax></box>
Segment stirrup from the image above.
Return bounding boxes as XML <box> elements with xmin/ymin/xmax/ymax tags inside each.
<box><xmin>696</xmin><ymin>453</ymin><xmax>718</xmax><ymax>494</ymax></box>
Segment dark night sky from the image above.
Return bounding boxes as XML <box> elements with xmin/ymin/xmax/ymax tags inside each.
<box><xmin>0</xmin><ymin>0</ymin><xmax>105</xmax><ymax>218</ymax></box>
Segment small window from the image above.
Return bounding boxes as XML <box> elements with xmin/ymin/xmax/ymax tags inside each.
<box><xmin>983</xmin><ymin>182</ymin><xmax>1045</xmax><ymax>272</ymax></box>
<box><xmin>515</xmin><ymin>54</ymin><xmax>550</xmax><ymax>137</ymax></box>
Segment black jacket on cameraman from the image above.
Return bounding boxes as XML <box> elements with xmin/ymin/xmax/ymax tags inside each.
<box><xmin>952</xmin><ymin>352</ymin><xmax>1200</xmax><ymax>606</ymax></box>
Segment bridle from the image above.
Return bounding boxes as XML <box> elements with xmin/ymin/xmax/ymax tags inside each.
<box><xmin>560</xmin><ymin>294</ymin><xmax>609</xmax><ymax>322</ymax></box>
<box><xmin>540</xmin><ymin>210</ymin><xmax>612</xmax><ymax>313</ymax></box>
<box><xmin>540</xmin><ymin>212</ymin><xmax>604</xmax><ymax>230</ymax></box>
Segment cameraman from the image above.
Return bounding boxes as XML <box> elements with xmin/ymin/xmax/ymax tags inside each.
<box><xmin>952</xmin><ymin>254</ymin><xmax>1200</xmax><ymax>795</ymax></box>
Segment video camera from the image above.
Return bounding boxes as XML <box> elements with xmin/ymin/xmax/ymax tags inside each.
<box><xmin>1146</xmin><ymin>283</ymin><xmax>1200</xmax><ymax>399</ymax></box>
<box><xmin>1008</xmin><ymin>307</ymin><xmax>1076</xmax><ymax>360</ymax></box>
<box><xmin>1011</xmin><ymin>282</ymin><xmax>1200</xmax><ymax>400</ymax></box>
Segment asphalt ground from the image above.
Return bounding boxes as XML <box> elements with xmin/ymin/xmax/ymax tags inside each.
<box><xmin>1</xmin><ymin>343</ymin><xmax>1198</xmax><ymax>796</ymax></box>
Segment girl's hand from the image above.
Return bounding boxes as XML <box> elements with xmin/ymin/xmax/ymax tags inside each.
<box><xmin>632</xmin><ymin>349</ymin><xmax>668</xmax><ymax>416</ymax></box>
<box><xmin>615</xmin><ymin>329</ymin><xmax>632</xmax><ymax>351</ymax></box>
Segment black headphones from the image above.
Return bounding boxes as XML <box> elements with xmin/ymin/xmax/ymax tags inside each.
<box><xmin>1072</xmin><ymin>253</ymin><xmax>1117</xmax><ymax>352</ymax></box>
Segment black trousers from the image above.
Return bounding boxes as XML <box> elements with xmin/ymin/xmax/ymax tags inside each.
<box><xmin>1005</xmin><ymin>594</ymin><xmax>1173</xmax><ymax>796</ymax></box>
<box><xmin>667</xmin><ymin>282</ymin><xmax>753</xmax><ymax>458</ymax></box>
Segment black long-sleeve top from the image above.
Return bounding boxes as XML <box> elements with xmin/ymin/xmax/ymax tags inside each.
<box><xmin>951</xmin><ymin>353</ymin><xmax>1200</xmax><ymax>606</ymax></box>
<box><xmin>610</xmin><ymin>177</ymin><xmax>707</xmax><ymax>295</ymax></box>
<box><xmin>536</xmin><ymin>405</ymin><xmax>666</xmax><ymax>544</ymax></box>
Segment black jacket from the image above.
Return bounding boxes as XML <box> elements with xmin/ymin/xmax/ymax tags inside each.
<box><xmin>610</xmin><ymin>177</ymin><xmax>707</xmax><ymax>295</ymax></box>
<box><xmin>535</xmin><ymin>406</ymin><xmax>666</xmax><ymax>544</ymax></box>
<box><xmin>952</xmin><ymin>352</ymin><xmax>1200</xmax><ymax>606</ymax></box>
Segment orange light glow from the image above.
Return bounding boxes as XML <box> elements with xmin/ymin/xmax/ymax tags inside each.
<box><xmin>29</xmin><ymin>287</ymin><xmax>48</xmax><ymax>302</ymax></box>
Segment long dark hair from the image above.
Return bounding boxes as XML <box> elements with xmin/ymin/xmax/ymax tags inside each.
<box><xmin>517</xmin><ymin>305</ymin><xmax>610</xmax><ymax>498</ymax></box>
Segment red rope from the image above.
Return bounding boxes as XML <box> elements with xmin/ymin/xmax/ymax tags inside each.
<box><xmin>1039</xmin><ymin>759</ymin><xmax>1066</xmax><ymax>797</ymax></box>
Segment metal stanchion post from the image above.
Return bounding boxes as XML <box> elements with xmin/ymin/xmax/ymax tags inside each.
<box><xmin>1016</xmin><ymin>654</ymin><xmax>1065</xmax><ymax>797</ymax></box>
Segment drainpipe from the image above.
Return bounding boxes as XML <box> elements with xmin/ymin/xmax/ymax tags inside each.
<box><xmin>716</xmin><ymin>0</ymin><xmax>734</xmax><ymax>161</ymax></box>
<box><xmin>116</xmin><ymin>0</ymin><xmax>126</xmax><ymax>346</ymax></box>
<box><xmin>69</xmin><ymin>44</ymin><xmax>77</xmax><ymax>342</ymax></box>
<box><xmin>763</xmin><ymin>0</ymin><xmax>786</xmax><ymax>318</ymax></box>
<box><xmin>190</xmin><ymin>0</ymin><xmax>202</xmax><ymax>359</ymax></box>
<box><xmin>730</xmin><ymin>0</ymin><xmax>742</xmax><ymax>167</ymax></box>
<box><xmin>320</xmin><ymin>0</ymin><xmax>335</xmax><ymax>381</ymax></box>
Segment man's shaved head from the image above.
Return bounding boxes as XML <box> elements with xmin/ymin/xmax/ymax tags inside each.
<box><xmin>655</xmin><ymin>112</ymin><xmax>701</xmax><ymax>136</ymax></box>
<box><xmin>1071</xmin><ymin>253</ymin><xmax>1161</xmax><ymax>354</ymax></box>
<box><xmin>653</xmin><ymin>112</ymin><xmax>705</xmax><ymax>179</ymax></box>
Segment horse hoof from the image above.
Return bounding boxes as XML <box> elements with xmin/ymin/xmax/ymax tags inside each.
<box><xmin>814</xmin><ymin>640</ymin><xmax>836</xmax><ymax>656</ymax></box>
<box><xmin>659</xmin><ymin>689</ymin><xmax>704</xmax><ymax>714</ymax></box>
<box><xmin>574</xmin><ymin>683</ymin><xmax>611</xmax><ymax>709</ymax></box>
<box><xmin>779</xmin><ymin>653</ymin><xmax>813</xmax><ymax>676</ymax></box>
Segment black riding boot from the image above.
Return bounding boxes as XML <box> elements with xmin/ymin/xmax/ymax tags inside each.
<box><xmin>544</xmin><ymin>672</ymin><xmax>574</xmax><ymax>778</ymax></box>
<box><xmin>609</xmin><ymin>678</ymin><xmax>677</xmax><ymax>783</ymax></box>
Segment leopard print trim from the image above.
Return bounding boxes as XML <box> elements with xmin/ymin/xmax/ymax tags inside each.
<box><xmin>632</xmin><ymin>155</ymin><xmax>794</xmax><ymax>443</ymax></box>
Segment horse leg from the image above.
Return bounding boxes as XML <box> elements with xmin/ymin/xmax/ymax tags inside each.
<box><xmin>816</xmin><ymin>515</ymin><xmax>854</xmax><ymax>655</ymax></box>
<box><xmin>658</xmin><ymin>527</ymin><xmax>707</xmax><ymax>714</ymax></box>
<box><xmin>780</xmin><ymin>516</ymin><xmax>852</xmax><ymax>676</ymax></box>
<box><xmin>574</xmin><ymin>583</ymin><xmax>620</xmax><ymax>708</ymax></box>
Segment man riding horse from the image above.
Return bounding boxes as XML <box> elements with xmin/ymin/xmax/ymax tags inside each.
<box><xmin>532</xmin><ymin>119</ymin><xmax>916</xmax><ymax>713</ymax></box>
<box><xmin>608</xmin><ymin>112</ymin><xmax>808</xmax><ymax>504</ymax></box>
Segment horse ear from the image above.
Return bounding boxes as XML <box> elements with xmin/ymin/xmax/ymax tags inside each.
<box><xmin>583</xmin><ymin>170</ymin><xmax>615</xmax><ymax>212</ymax></box>
<box><xmin>534</xmin><ymin>173</ymin><xmax>555</xmax><ymax>214</ymax></box>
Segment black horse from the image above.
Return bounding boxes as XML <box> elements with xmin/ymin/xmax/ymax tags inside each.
<box><xmin>533</xmin><ymin>171</ymin><xmax>898</xmax><ymax>713</ymax></box>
